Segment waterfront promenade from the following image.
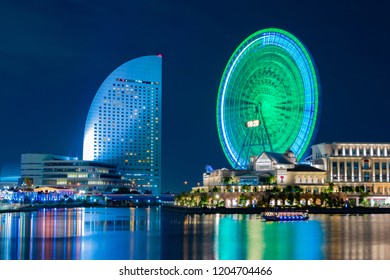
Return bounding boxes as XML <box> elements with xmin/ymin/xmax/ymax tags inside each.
<box><xmin>2</xmin><ymin>201</ymin><xmax>390</xmax><ymax>215</ymax></box>
<box><xmin>161</xmin><ymin>205</ymin><xmax>390</xmax><ymax>215</ymax></box>
<box><xmin>0</xmin><ymin>192</ymin><xmax>175</xmax><ymax>213</ymax></box>
<box><xmin>0</xmin><ymin>201</ymin><xmax>100</xmax><ymax>214</ymax></box>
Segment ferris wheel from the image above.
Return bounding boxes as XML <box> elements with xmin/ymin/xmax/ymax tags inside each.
<box><xmin>216</xmin><ymin>28</ymin><xmax>321</xmax><ymax>169</ymax></box>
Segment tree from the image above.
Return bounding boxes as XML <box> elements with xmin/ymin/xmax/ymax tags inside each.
<box><xmin>287</xmin><ymin>192</ymin><xmax>295</xmax><ymax>206</ymax></box>
<box><xmin>192</xmin><ymin>195</ymin><xmax>201</xmax><ymax>207</ymax></box>
<box><xmin>276</xmin><ymin>192</ymin><xmax>287</xmax><ymax>205</ymax></box>
<box><xmin>257</xmin><ymin>194</ymin><xmax>269</xmax><ymax>207</ymax></box>
<box><xmin>271</xmin><ymin>186</ymin><xmax>280</xmax><ymax>194</ymax></box>
<box><xmin>200</xmin><ymin>193</ymin><xmax>209</xmax><ymax>207</ymax></box>
<box><xmin>266</xmin><ymin>175</ymin><xmax>276</xmax><ymax>185</ymax></box>
<box><xmin>238</xmin><ymin>193</ymin><xmax>247</xmax><ymax>206</ymax></box>
<box><xmin>359</xmin><ymin>191</ymin><xmax>370</xmax><ymax>207</ymax></box>
<box><xmin>223</xmin><ymin>176</ymin><xmax>233</xmax><ymax>186</ymax></box>
<box><xmin>294</xmin><ymin>192</ymin><xmax>301</xmax><ymax>205</ymax></box>
<box><xmin>174</xmin><ymin>193</ymin><xmax>183</xmax><ymax>205</ymax></box>
<box><xmin>326</xmin><ymin>183</ymin><xmax>335</xmax><ymax>193</ymax></box>
<box><xmin>174</xmin><ymin>192</ymin><xmax>192</xmax><ymax>206</ymax></box>
<box><xmin>23</xmin><ymin>177</ymin><xmax>33</xmax><ymax>187</ymax></box>
<box><xmin>293</xmin><ymin>186</ymin><xmax>303</xmax><ymax>194</ymax></box>
<box><xmin>320</xmin><ymin>192</ymin><xmax>330</xmax><ymax>207</ymax></box>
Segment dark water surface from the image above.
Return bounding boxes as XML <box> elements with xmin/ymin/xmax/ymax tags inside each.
<box><xmin>0</xmin><ymin>207</ymin><xmax>389</xmax><ymax>260</ymax></box>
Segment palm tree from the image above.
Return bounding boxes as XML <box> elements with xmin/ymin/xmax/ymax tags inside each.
<box><xmin>200</xmin><ymin>193</ymin><xmax>209</xmax><ymax>207</ymax></box>
<box><xmin>327</xmin><ymin>182</ymin><xmax>335</xmax><ymax>193</ymax></box>
<box><xmin>23</xmin><ymin>177</ymin><xmax>33</xmax><ymax>187</ymax></box>
<box><xmin>238</xmin><ymin>193</ymin><xmax>247</xmax><ymax>206</ymax></box>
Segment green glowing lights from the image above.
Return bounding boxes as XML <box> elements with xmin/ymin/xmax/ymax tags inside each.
<box><xmin>217</xmin><ymin>28</ymin><xmax>321</xmax><ymax>168</ymax></box>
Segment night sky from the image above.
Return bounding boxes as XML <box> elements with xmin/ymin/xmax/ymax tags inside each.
<box><xmin>1</xmin><ymin>0</ymin><xmax>390</xmax><ymax>192</ymax></box>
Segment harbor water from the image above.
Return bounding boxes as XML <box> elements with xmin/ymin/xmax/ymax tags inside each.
<box><xmin>0</xmin><ymin>207</ymin><xmax>389</xmax><ymax>260</ymax></box>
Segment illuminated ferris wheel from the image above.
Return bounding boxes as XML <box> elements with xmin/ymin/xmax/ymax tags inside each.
<box><xmin>216</xmin><ymin>28</ymin><xmax>321</xmax><ymax>169</ymax></box>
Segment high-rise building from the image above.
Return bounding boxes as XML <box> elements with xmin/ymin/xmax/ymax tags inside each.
<box><xmin>83</xmin><ymin>55</ymin><xmax>162</xmax><ymax>194</ymax></box>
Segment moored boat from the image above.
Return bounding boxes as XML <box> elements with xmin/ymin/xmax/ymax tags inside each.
<box><xmin>261</xmin><ymin>209</ymin><xmax>309</xmax><ymax>221</ymax></box>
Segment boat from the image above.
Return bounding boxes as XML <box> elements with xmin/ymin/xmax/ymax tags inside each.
<box><xmin>261</xmin><ymin>209</ymin><xmax>309</xmax><ymax>221</ymax></box>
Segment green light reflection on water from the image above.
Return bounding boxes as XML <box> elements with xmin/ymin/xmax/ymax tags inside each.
<box><xmin>215</xmin><ymin>214</ymin><xmax>323</xmax><ymax>260</ymax></box>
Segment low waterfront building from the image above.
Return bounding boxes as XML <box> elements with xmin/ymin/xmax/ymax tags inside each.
<box><xmin>21</xmin><ymin>153</ymin><xmax>76</xmax><ymax>186</ymax></box>
<box><xmin>20</xmin><ymin>153</ymin><xmax>131</xmax><ymax>193</ymax></box>
<box><xmin>195</xmin><ymin>149</ymin><xmax>327</xmax><ymax>194</ymax></box>
<box><xmin>312</xmin><ymin>142</ymin><xmax>390</xmax><ymax>195</ymax></box>
<box><xmin>42</xmin><ymin>160</ymin><xmax>125</xmax><ymax>193</ymax></box>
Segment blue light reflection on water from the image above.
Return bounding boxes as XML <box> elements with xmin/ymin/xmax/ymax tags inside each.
<box><xmin>1</xmin><ymin>207</ymin><xmax>389</xmax><ymax>260</ymax></box>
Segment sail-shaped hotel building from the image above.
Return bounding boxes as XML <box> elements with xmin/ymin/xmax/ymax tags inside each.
<box><xmin>83</xmin><ymin>55</ymin><xmax>162</xmax><ymax>194</ymax></box>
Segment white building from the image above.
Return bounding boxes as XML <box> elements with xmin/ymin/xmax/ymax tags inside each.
<box><xmin>312</xmin><ymin>142</ymin><xmax>390</xmax><ymax>194</ymax></box>
<box><xmin>197</xmin><ymin>149</ymin><xmax>326</xmax><ymax>193</ymax></box>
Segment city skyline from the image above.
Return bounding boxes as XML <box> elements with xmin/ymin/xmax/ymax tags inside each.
<box><xmin>1</xmin><ymin>0</ymin><xmax>390</xmax><ymax>192</ymax></box>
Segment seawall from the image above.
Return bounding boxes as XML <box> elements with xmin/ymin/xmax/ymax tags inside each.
<box><xmin>162</xmin><ymin>205</ymin><xmax>390</xmax><ymax>215</ymax></box>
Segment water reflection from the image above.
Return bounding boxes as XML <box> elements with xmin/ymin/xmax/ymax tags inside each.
<box><xmin>0</xmin><ymin>208</ymin><xmax>85</xmax><ymax>259</ymax></box>
<box><xmin>318</xmin><ymin>214</ymin><xmax>390</xmax><ymax>260</ymax></box>
<box><xmin>1</xmin><ymin>208</ymin><xmax>390</xmax><ymax>260</ymax></box>
<box><xmin>0</xmin><ymin>207</ymin><xmax>162</xmax><ymax>260</ymax></box>
<box><xmin>216</xmin><ymin>214</ymin><xmax>266</xmax><ymax>260</ymax></box>
<box><xmin>178</xmin><ymin>214</ymin><xmax>323</xmax><ymax>260</ymax></box>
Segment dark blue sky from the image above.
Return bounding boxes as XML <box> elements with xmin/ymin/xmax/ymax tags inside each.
<box><xmin>1</xmin><ymin>0</ymin><xmax>390</xmax><ymax>192</ymax></box>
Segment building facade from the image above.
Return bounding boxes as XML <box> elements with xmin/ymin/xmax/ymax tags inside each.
<box><xmin>21</xmin><ymin>153</ymin><xmax>77</xmax><ymax>187</ymax></box>
<box><xmin>42</xmin><ymin>160</ymin><xmax>123</xmax><ymax>193</ymax></box>
<box><xmin>20</xmin><ymin>153</ymin><xmax>124</xmax><ymax>192</ymax></box>
<box><xmin>197</xmin><ymin>150</ymin><xmax>326</xmax><ymax>193</ymax></box>
<box><xmin>312</xmin><ymin>142</ymin><xmax>390</xmax><ymax>194</ymax></box>
<box><xmin>83</xmin><ymin>55</ymin><xmax>162</xmax><ymax>194</ymax></box>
